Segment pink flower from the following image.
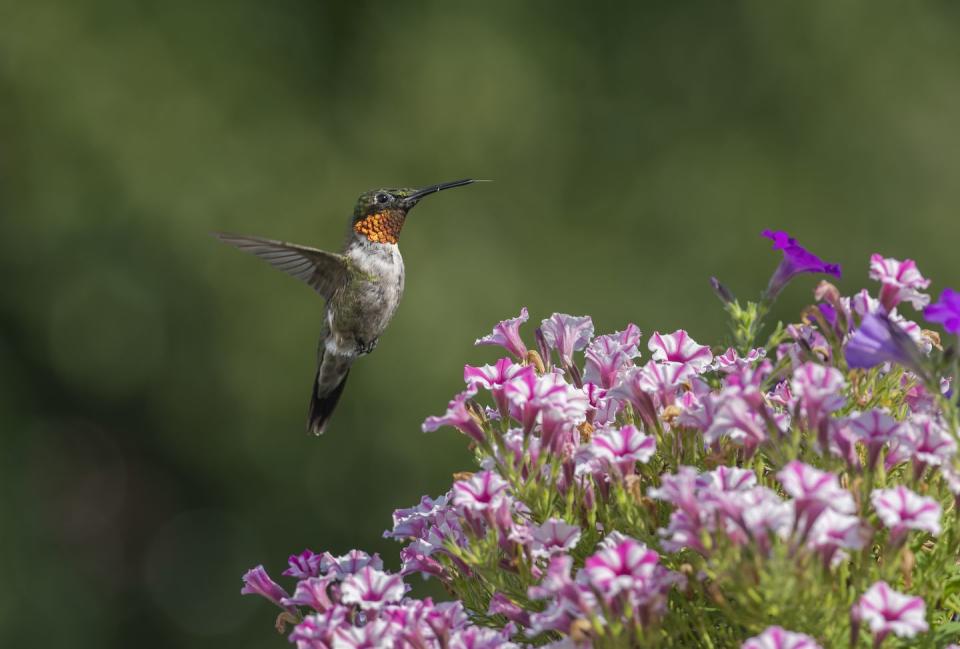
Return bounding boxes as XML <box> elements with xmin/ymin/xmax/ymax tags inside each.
<box><xmin>777</xmin><ymin>461</ymin><xmax>854</xmax><ymax>534</ymax></box>
<box><xmin>452</xmin><ymin>470</ymin><xmax>510</xmax><ymax>513</ymax></box>
<box><xmin>869</xmin><ymin>254</ymin><xmax>931</xmax><ymax>311</ymax></box>
<box><xmin>698</xmin><ymin>466</ymin><xmax>757</xmax><ymax>492</ymax></box>
<box><xmin>855</xmin><ymin>581</ymin><xmax>928</xmax><ymax>641</ymax></box>
<box><xmin>904</xmin><ymin>414</ymin><xmax>957</xmax><ymax>472</ymax></box>
<box><xmin>505</xmin><ymin>371</ymin><xmax>587</xmax><ymax>436</ymax></box>
<box><xmin>741</xmin><ymin>626</ymin><xmax>822</xmax><ymax>649</ymax></box>
<box><xmin>582</xmin><ymin>535</ymin><xmax>663</xmax><ymax>600</ymax></box>
<box><xmin>584</xmin><ymin>324</ymin><xmax>642</xmax><ymax>388</ymax></box>
<box><xmin>339</xmin><ymin>566</ymin><xmax>406</xmax><ymax>610</ymax></box>
<box><xmin>790</xmin><ymin>363</ymin><xmax>846</xmax><ymax>432</ymax></box>
<box><xmin>648</xmin><ymin>330</ymin><xmax>713</xmax><ymax>372</ymax></box>
<box><xmin>281</xmin><ymin>575</ymin><xmax>336</xmax><ymax>612</ymax></box>
<box><xmin>845</xmin><ymin>409</ymin><xmax>901</xmax><ymax>471</ymax></box>
<box><xmin>531</xmin><ymin>518</ymin><xmax>581</xmax><ymax>558</ymax></box>
<box><xmin>589</xmin><ymin>424</ymin><xmax>656</xmax><ymax>476</ymax></box>
<box><xmin>422</xmin><ymin>385</ymin><xmax>485</xmax><ymax>443</ymax></box>
<box><xmin>711</xmin><ymin>347</ymin><xmax>766</xmax><ymax>373</ymax></box>
<box><xmin>240</xmin><ymin>565</ymin><xmax>296</xmax><ymax>613</ymax></box>
<box><xmin>464</xmin><ymin>357</ymin><xmax>534</xmax><ymax>415</ymax></box>
<box><xmin>283</xmin><ymin>549</ymin><xmax>324</xmax><ymax>578</ymax></box>
<box><xmin>871</xmin><ymin>486</ymin><xmax>942</xmax><ymax>538</ymax></box>
<box><xmin>475</xmin><ymin>307</ymin><xmax>529</xmax><ymax>359</ymax></box>
<box><xmin>807</xmin><ymin>510</ymin><xmax>869</xmax><ymax>567</ymax></box>
<box><xmin>540</xmin><ymin>313</ymin><xmax>594</xmax><ymax>366</ymax></box>
<box><xmin>332</xmin><ymin>618</ymin><xmax>396</xmax><ymax>648</ymax></box>
<box><xmin>323</xmin><ymin>549</ymin><xmax>384</xmax><ymax>579</ymax></box>
<box><xmin>528</xmin><ymin>555</ymin><xmax>598</xmax><ymax>634</ymax></box>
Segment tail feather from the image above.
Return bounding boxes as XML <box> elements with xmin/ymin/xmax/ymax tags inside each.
<box><xmin>307</xmin><ymin>369</ymin><xmax>350</xmax><ymax>435</ymax></box>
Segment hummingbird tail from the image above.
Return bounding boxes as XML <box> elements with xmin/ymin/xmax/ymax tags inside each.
<box><xmin>307</xmin><ymin>368</ymin><xmax>350</xmax><ymax>435</ymax></box>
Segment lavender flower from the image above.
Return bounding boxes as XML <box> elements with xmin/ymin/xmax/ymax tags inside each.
<box><xmin>844</xmin><ymin>311</ymin><xmax>925</xmax><ymax>373</ymax></box>
<box><xmin>540</xmin><ymin>313</ymin><xmax>594</xmax><ymax>366</ymax></box>
<box><xmin>869</xmin><ymin>254</ymin><xmax>931</xmax><ymax>311</ymax></box>
<box><xmin>741</xmin><ymin>626</ymin><xmax>822</xmax><ymax>649</ymax></box>
<box><xmin>924</xmin><ymin>287</ymin><xmax>960</xmax><ymax>334</ymax></box>
<box><xmin>762</xmin><ymin>230</ymin><xmax>841</xmax><ymax>300</ymax></box>
<box><xmin>855</xmin><ymin>581</ymin><xmax>928</xmax><ymax>642</ymax></box>
<box><xmin>475</xmin><ymin>307</ymin><xmax>530</xmax><ymax>359</ymax></box>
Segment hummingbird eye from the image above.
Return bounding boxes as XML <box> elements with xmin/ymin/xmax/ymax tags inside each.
<box><xmin>375</xmin><ymin>193</ymin><xmax>391</xmax><ymax>204</ymax></box>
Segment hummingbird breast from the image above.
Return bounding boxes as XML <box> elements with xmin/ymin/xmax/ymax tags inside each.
<box><xmin>327</xmin><ymin>241</ymin><xmax>405</xmax><ymax>354</ymax></box>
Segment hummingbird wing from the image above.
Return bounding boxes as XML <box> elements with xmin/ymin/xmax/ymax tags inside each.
<box><xmin>214</xmin><ymin>233</ymin><xmax>348</xmax><ymax>299</ymax></box>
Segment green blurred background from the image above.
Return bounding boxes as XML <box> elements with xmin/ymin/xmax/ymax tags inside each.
<box><xmin>2</xmin><ymin>1</ymin><xmax>960</xmax><ymax>646</ymax></box>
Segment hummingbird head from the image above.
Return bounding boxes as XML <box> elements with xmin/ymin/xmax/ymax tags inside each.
<box><xmin>351</xmin><ymin>179</ymin><xmax>478</xmax><ymax>245</ymax></box>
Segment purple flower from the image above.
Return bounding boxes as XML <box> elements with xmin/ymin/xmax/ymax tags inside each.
<box><xmin>422</xmin><ymin>385</ymin><xmax>485</xmax><ymax>443</ymax></box>
<box><xmin>648</xmin><ymin>330</ymin><xmax>713</xmax><ymax>372</ymax></box>
<box><xmin>531</xmin><ymin>518</ymin><xmax>581</xmax><ymax>558</ymax></box>
<box><xmin>871</xmin><ymin>486</ymin><xmax>942</xmax><ymax>539</ymax></box>
<box><xmin>241</xmin><ymin>565</ymin><xmax>295</xmax><ymax>613</ymax></box>
<box><xmin>475</xmin><ymin>307</ymin><xmax>529</xmax><ymax>359</ymax></box>
<box><xmin>339</xmin><ymin>566</ymin><xmax>406</xmax><ymax>610</ymax></box>
<box><xmin>704</xmin><ymin>394</ymin><xmax>771</xmax><ymax>451</ymax></box>
<box><xmin>855</xmin><ymin>581</ymin><xmax>928</xmax><ymax>642</ymax></box>
<box><xmin>283</xmin><ymin>549</ymin><xmax>323</xmax><ymax>579</ymax></box>
<box><xmin>589</xmin><ymin>424</ymin><xmax>656</xmax><ymax>476</ymax></box>
<box><xmin>487</xmin><ymin>592</ymin><xmax>531</xmax><ymax>626</ymax></box>
<box><xmin>869</xmin><ymin>254</ymin><xmax>931</xmax><ymax>311</ymax></box>
<box><xmin>736</xmin><ymin>487</ymin><xmax>794</xmax><ymax>552</ymax></box>
<box><xmin>741</xmin><ymin>626</ymin><xmax>823</xmax><ymax>649</ymax></box>
<box><xmin>844</xmin><ymin>311</ymin><xmax>925</xmax><ymax>372</ymax></box>
<box><xmin>762</xmin><ymin>230</ymin><xmax>841</xmax><ymax>299</ymax></box>
<box><xmin>452</xmin><ymin>470</ymin><xmax>510</xmax><ymax>513</ymax></box>
<box><xmin>540</xmin><ymin>313</ymin><xmax>594</xmax><ymax>366</ymax></box>
<box><xmin>924</xmin><ymin>287</ymin><xmax>960</xmax><ymax>334</ymax></box>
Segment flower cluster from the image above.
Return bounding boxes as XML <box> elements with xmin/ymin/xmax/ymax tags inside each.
<box><xmin>244</xmin><ymin>231</ymin><xmax>960</xmax><ymax>648</ymax></box>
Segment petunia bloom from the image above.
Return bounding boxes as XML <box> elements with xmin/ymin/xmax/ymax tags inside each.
<box><xmin>855</xmin><ymin>581</ymin><xmax>928</xmax><ymax>642</ymax></box>
<box><xmin>648</xmin><ymin>330</ymin><xmax>713</xmax><ymax>372</ymax></box>
<box><xmin>339</xmin><ymin>566</ymin><xmax>406</xmax><ymax>610</ymax></box>
<box><xmin>475</xmin><ymin>307</ymin><xmax>530</xmax><ymax>359</ymax></box>
<box><xmin>762</xmin><ymin>230</ymin><xmax>841</xmax><ymax>300</ymax></box>
<box><xmin>741</xmin><ymin>626</ymin><xmax>823</xmax><ymax>649</ymax></box>
<box><xmin>869</xmin><ymin>254</ymin><xmax>931</xmax><ymax>311</ymax></box>
<box><xmin>845</xmin><ymin>409</ymin><xmax>901</xmax><ymax>471</ymax></box>
<box><xmin>241</xmin><ymin>565</ymin><xmax>296</xmax><ymax>613</ymax></box>
<box><xmin>451</xmin><ymin>470</ymin><xmax>510</xmax><ymax>513</ymax></box>
<box><xmin>777</xmin><ymin>461</ymin><xmax>854</xmax><ymax>535</ymax></box>
<box><xmin>924</xmin><ymin>287</ymin><xmax>960</xmax><ymax>334</ymax></box>
<box><xmin>530</xmin><ymin>518</ymin><xmax>582</xmax><ymax>558</ymax></box>
<box><xmin>422</xmin><ymin>385</ymin><xmax>485</xmax><ymax>443</ymax></box>
<box><xmin>871</xmin><ymin>486</ymin><xmax>942</xmax><ymax>540</ymax></box>
<box><xmin>844</xmin><ymin>311</ymin><xmax>925</xmax><ymax>373</ymax></box>
<box><xmin>540</xmin><ymin>313</ymin><xmax>594</xmax><ymax>367</ymax></box>
<box><xmin>588</xmin><ymin>424</ymin><xmax>656</xmax><ymax>476</ymax></box>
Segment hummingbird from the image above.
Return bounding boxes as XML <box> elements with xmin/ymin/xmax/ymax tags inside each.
<box><xmin>215</xmin><ymin>179</ymin><xmax>480</xmax><ymax>435</ymax></box>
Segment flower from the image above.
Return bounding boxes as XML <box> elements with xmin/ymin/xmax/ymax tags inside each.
<box><xmin>584</xmin><ymin>324</ymin><xmax>642</xmax><ymax>388</ymax></box>
<box><xmin>582</xmin><ymin>535</ymin><xmax>667</xmax><ymax>603</ymax></box>
<box><xmin>282</xmin><ymin>575</ymin><xmax>336</xmax><ymax>611</ymax></box>
<box><xmin>283</xmin><ymin>549</ymin><xmax>323</xmax><ymax>579</ymax></box>
<box><xmin>807</xmin><ymin>510</ymin><xmax>869</xmax><ymax>567</ymax></box>
<box><xmin>924</xmin><ymin>287</ymin><xmax>960</xmax><ymax>334</ymax></box>
<box><xmin>531</xmin><ymin>518</ymin><xmax>582</xmax><ymax>558</ymax></box>
<box><xmin>324</xmin><ymin>549</ymin><xmax>384</xmax><ymax>579</ymax></box>
<box><xmin>845</xmin><ymin>409</ymin><xmax>901</xmax><ymax>471</ymax></box>
<box><xmin>790</xmin><ymin>363</ymin><xmax>846</xmax><ymax>432</ymax></box>
<box><xmin>339</xmin><ymin>566</ymin><xmax>406</xmax><ymax>610</ymax></box>
<box><xmin>422</xmin><ymin>385</ymin><xmax>485</xmax><ymax>442</ymax></box>
<box><xmin>451</xmin><ymin>470</ymin><xmax>510</xmax><ymax>513</ymax></box>
<box><xmin>332</xmin><ymin>618</ymin><xmax>396</xmax><ymax>648</ymax></box>
<box><xmin>844</xmin><ymin>311</ymin><xmax>925</xmax><ymax>373</ymax></box>
<box><xmin>475</xmin><ymin>307</ymin><xmax>530</xmax><ymax>359</ymax></box>
<box><xmin>871</xmin><ymin>486</ymin><xmax>942</xmax><ymax>538</ymax></box>
<box><xmin>741</xmin><ymin>626</ymin><xmax>823</xmax><ymax>649</ymax></box>
<box><xmin>241</xmin><ymin>565</ymin><xmax>296</xmax><ymax>613</ymax></box>
<box><xmin>869</xmin><ymin>254</ymin><xmax>931</xmax><ymax>311</ymax></box>
<box><xmin>762</xmin><ymin>230</ymin><xmax>841</xmax><ymax>299</ymax></box>
<box><xmin>647</xmin><ymin>330</ymin><xmax>713</xmax><ymax>372</ymax></box>
<box><xmin>777</xmin><ymin>461</ymin><xmax>854</xmax><ymax>534</ymax></box>
<box><xmin>540</xmin><ymin>313</ymin><xmax>594</xmax><ymax>366</ymax></box>
<box><xmin>588</xmin><ymin>424</ymin><xmax>656</xmax><ymax>476</ymax></box>
<box><xmin>464</xmin><ymin>357</ymin><xmax>534</xmax><ymax>415</ymax></box>
<box><xmin>855</xmin><ymin>581</ymin><xmax>928</xmax><ymax>641</ymax></box>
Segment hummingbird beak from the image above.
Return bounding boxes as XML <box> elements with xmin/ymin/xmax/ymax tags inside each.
<box><xmin>402</xmin><ymin>179</ymin><xmax>482</xmax><ymax>206</ymax></box>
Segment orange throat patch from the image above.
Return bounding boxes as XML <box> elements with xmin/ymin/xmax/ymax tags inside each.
<box><xmin>354</xmin><ymin>210</ymin><xmax>405</xmax><ymax>244</ymax></box>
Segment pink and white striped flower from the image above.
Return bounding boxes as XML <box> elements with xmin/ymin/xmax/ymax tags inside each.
<box><xmin>855</xmin><ymin>581</ymin><xmax>928</xmax><ymax>642</ymax></box>
<box><xmin>281</xmin><ymin>575</ymin><xmax>336</xmax><ymax>612</ymax></box>
<box><xmin>474</xmin><ymin>307</ymin><xmax>530</xmax><ymax>359</ymax></box>
<box><xmin>540</xmin><ymin>313</ymin><xmax>594</xmax><ymax>366</ymax></box>
<box><xmin>871</xmin><ymin>486</ymin><xmax>942</xmax><ymax>538</ymax></box>
<box><xmin>648</xmin><ymin>330</ymin><xmax>713</xmax><ymax>372</ymax></box>
<box><xmin>339</xmin><ymin>566</ymin><xmax>406</xmax><ymax>610</ymax></box>
<box><xmin>589</xmin><ymin>424</ymin><xmax>656</xmax><ymax>476</ymax></box>
<box><xmin>790</xmin><ymin>363</ymin><xmax>846</xmax><ymax>431</ymax></box>
<box><xmin>241</xmin><ymin>565</ymin><xmax>296</xmax><ymax>613</ymax></box>
<box><xmin>584</xmin><ymin>324</ymin><xmax>642</xmax><ymax>388</ymax></box>
<box><xmin>464</xmin><ymin>357</ymin><xmax>534</xmax><ymax>415</ymax></box>
<box><xmin>422</xmin><ymin>385</ymin><xmax>484</xmax><ymax>443</ymax></box>
<box><xmin>452</xmin><ymin>470</ymin><xmax>510</xmax><ymax>513</ymax></box>
<box><xmin>741</xmin><ymin>626</ymin><xmax>822</xmax><ymax>649</ymax></box>
<box><xmin>778</xmin><ymin>461</ymin><xmax>854</xmax><ymax>533</ymax></box>
<box><xmin>530</xmin><ymin>518</ymin><xmax>582</xmax><ymax>559</ymax></box>
<box><xmin>903</xmin><ymin>414</ymin><xmax>957</xmax><ymax>472</ymax></box>
<box><xmin>807</xmin><ymin>509</ymin><xmax>869</xmax><ymax>567</ymax></box>
<box><xmin>845</xmin><ymin>409</ymin><xmax>901</xmax><ymax>471</ymax></box>
<box><xmin>582</xmin><ymin>535</ymin><xmax>662</xmax><ymax>600</ymax></box>
<box><xmin>332</xmin><ymin>618</ymin><xmax>396</xmax><ymax>647</ymax></box>
<box><xmin>869</xmin><ymin>254</ymin><xmax>931</xmax><ymax>311</ymax></box>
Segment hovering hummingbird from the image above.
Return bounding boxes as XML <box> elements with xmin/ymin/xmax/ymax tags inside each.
<box><xmin>216</xmin><ymin>179</ymin><xmax>481</xmax><ymax>435</ymax></box>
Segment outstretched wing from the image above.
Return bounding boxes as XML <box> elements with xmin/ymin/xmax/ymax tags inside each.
<box><xmin>214</xmin><ymin>233</ymin><xmax>348</xmax><ymax>299</ymax></box>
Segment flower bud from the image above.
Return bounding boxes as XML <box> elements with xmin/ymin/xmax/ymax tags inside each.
<box><xmin>710</xmin><ymin>276</ymin><xmax>736</xmax><ymax>305</ymax></box>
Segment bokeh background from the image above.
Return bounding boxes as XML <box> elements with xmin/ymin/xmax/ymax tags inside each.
<box><xmin>3</xmin><ymin>1</ymin><xmax>960</xmax><ymax>646</ymax></box>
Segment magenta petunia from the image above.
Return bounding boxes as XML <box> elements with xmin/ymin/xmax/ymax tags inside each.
<box><xmin>790</xmin><ymin>363</ymin><xmax>846</xmax><ymax>434</ymax></box>
<box><xmin>589</xmin><ymin>424</ymin><xmax>656</xmax><ymax>476</ymax></box>
<box><xmin>871</xmin><ymin>485</ymin><xmax>942</xmax><ymax>538</ymax></box>
<box><xmin>869</xmin><ymin>254</ymin><xmax>931</xmax><ymax>311</ymax></box>
<box><xmin>530</xmin><ymin>518</ymin><xmax>581</xmax><ymax>559</ymax></box>
<box><xmin>584</xmin><ymin>324</ymin><xmax>642</xmax><ymax>389</ymax></box>
<box><xmin>474</xmin><ymin>307</ymin><xmax>530</xmax><ymax>359</ymax></box>
<box><xmin>422</xmin><ymin>385</ymin><xmax>485</xmax><ymax>443</ymax></box>
<box><xmin>855</xmin><ymin>581</ymin><xmax>928</xmax><ymax>641</ymax></box>
<box><xmin>777</xmin><ymin>461</ymin><xmax>854</xmax><ymax>534</ymax></box>
<box><xmin>845</xmin><ymin>409</ymin><xmax>901</xmax><ymax>471</ymax></box>
<box><xmin>762</xmin><ymin>230</ymin><xmax>841</xmax><ymax>299</ymax></box>
<box><xmin>332</xmin><ymin>618</ymin><xmax>396</xmax><ymax>648</ymax></box>
<box><xmin>807</xmin><ymin>509</ymin><xmax>869</xmax><ymax>567</ymax></box>
<box><xmin>283</xmin><ymin>549</ymin><xmax>324</xmax><ymax>579</ymax></box>
<box><xmin>924</xmin><ymin>287</ymin><xmax>960</xmax><ymax>334</ymax></box>
<box><xmin>464</xmin><ymin>357</ymin><xmax>534</xmax><ymax>415</ymax></box>
<box><xmin>582</xmin><ymin>535</ymin><xmax>662</xmax><ymax>599</ymax></box>
<box><xmin>741</xmin><ymin>626</ymin><xmax>823</xmax><ymax>649</ymax></box>
<box><xmin>281</xmin><ymin>575</ymin><xmax>336</xmax><ymax>612</ymax></box>
<box><xmin>648</xmin><ymin>330</ymin><xmax>713</xmax><ymax>372</ymax></box>
<box><xmin>241</xmin><ymin>565</ymin><xmax>295</xmax><ymax>613</ymax></box>
<box><xmin>540</xmin><ymin>313</ymin><xmax>594</xmax><ymax>366</ymax></box>
<box><xmin>452</xmin><ymin>470</ymin><xmax>510</xmax><ymax>513</ymax></box>
<box><xmin>339</xmin><ymin>566</ymin><xmax>406</xmax><ymax>610</ymax></box>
